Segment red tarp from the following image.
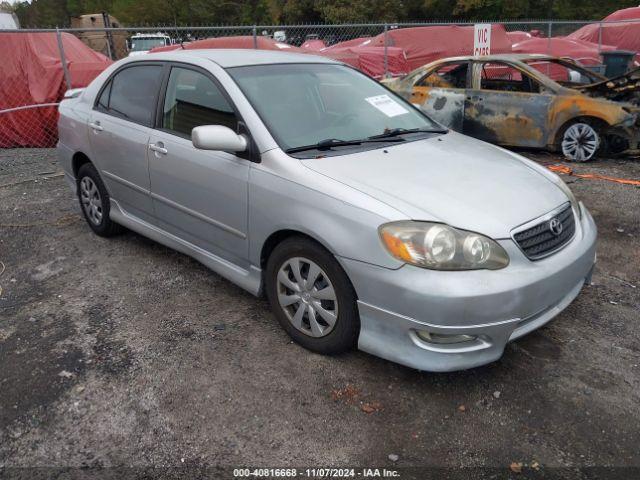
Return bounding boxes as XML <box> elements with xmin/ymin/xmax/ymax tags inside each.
<box><xmin>318</xmin><ymin>46</ymin><xmax>410</xmax><ymax>78</ymax></box>
<box><xmin>0</xmin><ymin>32</ymin><xmax>111</xmax><ymax>147</ymax></box>
<box><xmin>512</xmin><ymin>37</ymin><xmax>616</xmax><ymax>66</ymax></box>
<box><xmin>366</xmin><ymin>24</ymin><xmax>513</xmax><ymax>70</ymax></box>
<box><xmin>150</xmin><ymin>36</ymin><xmax>305</xmax><ymax>53</ymax></box>
<box><xmin>603</xmin><ymin>7</ymin><xmax>640</xmax><ymax>21</ymax></box>
<box><xmin>150</xmin><ymin>35</ymin><xmax>409</xmax><ymax>79</ymax></box>
<box><xmin>568</xmin><ymin>8</ymin><xmax>640</xmax><ymax>57</ymax></box>
<box><xmin>322</xmin><ymin>37</ymin><xmax>375</xmax><ymax>49</ymax></box>
<box><xmin>507</xmin><ymin>31</ymin><xmax>533</xmax><ymax>44</ymax></box>
<box><xmin>300</xmin><ymin>39</ymin><xmax>327</xmax><ymax>50</ymax></box>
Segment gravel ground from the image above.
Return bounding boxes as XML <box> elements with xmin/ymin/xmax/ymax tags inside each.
<box><xmin>0</xmin><ymin>148</ymin><xmax>638</xmax><ymax>479</ymax></box>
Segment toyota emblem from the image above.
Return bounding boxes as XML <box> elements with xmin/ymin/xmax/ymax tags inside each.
<box><xmin>549</xmin><ymin>218</ymin><xmax>563</xmax><ymax>236</ymax></box>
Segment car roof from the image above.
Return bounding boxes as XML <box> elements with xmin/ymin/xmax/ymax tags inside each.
<box><xmin>431</xmin><ymin>53</ymin><xmax>556</xmax><ymax>63</ymax></box>
<box><xmin>142</xmin><ymin>49</ymin><xmax>339</xmax><ymax>68</ymax></box>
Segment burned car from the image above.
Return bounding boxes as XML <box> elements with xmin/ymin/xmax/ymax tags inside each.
<box><xmin>385</xmin><ymin>54</ymin><xmax>640</xmax><ymax>161</ymax></box>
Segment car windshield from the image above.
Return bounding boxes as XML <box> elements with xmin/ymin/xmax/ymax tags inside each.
<box><xmin>227</xmin><ymin>63</ymin><xmax>443</xmax><ymax>155</ymax></box>
<box><xmin>130</xmin><ymin>38</ymin><xmax>166</xmax><ymax>51</ymax></box>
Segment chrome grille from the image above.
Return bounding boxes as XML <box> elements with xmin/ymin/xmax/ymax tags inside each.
<box><xmin>513</xmin><ymin>204</ymin><xmax>575</xmax><ymax>260</ymax></box>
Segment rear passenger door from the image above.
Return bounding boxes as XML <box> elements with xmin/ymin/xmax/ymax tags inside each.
<box><xmin>464</xmin><ymin>61</ymin><xmax>553</xmax><ymax>148</ymax></box>
<box><xmin>88</xmin><ymin>63</ymin><xmax>163</xmax><ymax>222</ymax></box>
<box><xmin>147</xmin><ymin>64</ymin><xmax>250</xmax><ymax>265</ymax></box>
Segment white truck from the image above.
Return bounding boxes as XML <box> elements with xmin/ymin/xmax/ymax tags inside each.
<box><xmin>128</xmin><ymin>32</ymin><xmax>172</xmax><ymax>56</ymax></box>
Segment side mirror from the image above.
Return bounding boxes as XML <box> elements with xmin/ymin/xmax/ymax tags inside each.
<box><xmin>192</xmin><ymin>125</ymin><xmax>248</xmax><ymax>153</ymax></box>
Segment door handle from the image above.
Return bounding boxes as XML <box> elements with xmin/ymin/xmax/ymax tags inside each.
<box><xmin>89</xmin><ymin>121</ymin><xmax>103</xmax><ymax>131</ymax></box>
<box><xmin>149</xmin><ymin>143</ymin><xmax>168</xmax><ymax>155</ymax></box>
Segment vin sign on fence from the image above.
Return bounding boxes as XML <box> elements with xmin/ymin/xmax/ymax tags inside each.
<box><xmin>474</xmin><ymin>23</ymin><xmax>491</xmax><ymax>56</ymax></box>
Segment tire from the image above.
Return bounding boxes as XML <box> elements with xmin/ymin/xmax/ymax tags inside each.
<box><xmin>558</xmin><ymin>120</ymin><xmax>602</xmax><ymax>162</ymax></box>
<box><xmin>265</xmin><ymin>237</ymin><xmax>360</xmax><ymax>355</ymax></box>
<box><xmin>76</xmin><ymin>163</ymin><xmax>123</xmax><ymax>237</ymax></box>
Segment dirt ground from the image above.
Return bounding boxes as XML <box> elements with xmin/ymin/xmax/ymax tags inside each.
<box><xmin>0</xmin><ymin>148</ymin><xmax>638</xmax><ymax>479</ymax></box>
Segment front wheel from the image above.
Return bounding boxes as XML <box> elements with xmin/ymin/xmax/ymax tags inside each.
<box><xmin>559</xmin><ymin>121</ymin><xmax>602</xmax><ymax>162</ymax></box>
<box><xmin>265</xmin><ymin>237</ymin><xmax>360</xmax><ymax>355</ymax></box>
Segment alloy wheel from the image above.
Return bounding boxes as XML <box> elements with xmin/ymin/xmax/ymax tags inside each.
<box><xmin>561</xmin><ymin>123</ymin><xmax>599</xmax><ymax>162</ymax></box>
<box><xmin>80</xmin><ymin>176</ymin><xmax>103</xmax><ymax>225</ymax></box>
<box><xmin>276</xmin><ymin>257</ymin><xmax>338</xmax><ymax>338</ymax></box>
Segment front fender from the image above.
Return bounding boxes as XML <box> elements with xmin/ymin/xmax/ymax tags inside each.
<box><xmin>548</xmin><ymin>95</ymin><xmax>630</xmax><ymax>146</ymax></box>
<box><xmin>247</xmin><ymin>153</ymin><xmax>407</xmax><ymax>271</ymax></box>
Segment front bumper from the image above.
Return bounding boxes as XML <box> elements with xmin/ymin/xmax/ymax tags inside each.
<box><xmin>341</xmin><ymin>204</ymin><xmax>597</xmax><ymax>372</ymax></box>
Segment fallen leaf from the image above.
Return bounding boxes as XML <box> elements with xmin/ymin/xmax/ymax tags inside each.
<box><xmin>458</xmin><ymin>404</ymin><xmax>466</xmax><ymax>412</ymax></box>
<box><xmin>331</xmin><ymin>384</ymin><xmax>360</xmax><ymax>404</ymax></box>
<box><xmin>531</xmin><ymin>461</ymin><xmax>540</xmax><ymax>471</ymax></box>
<box><xmin>509</xmin><ymin>462</ymin><xmax>523</xmax><ymax>473</ymax></box>
<box><xmin>360</xmin><ymin>401</ymin><xmax>383</xmax><ymax>414</ymax></box>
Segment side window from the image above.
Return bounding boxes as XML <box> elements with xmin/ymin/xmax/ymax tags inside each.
<box><xmin>527</xmin><ymin>60</ymin><xmax>600</xmax><ymax>86</ymax></box>
<box><xmin>417</xmin><ymin>62</ymin><xmax>468</xmax><ymax>89</ymax></box>
<box><xmin>162</xmin><ymin>67</ymin><xmax>238</xmax><ymax>137</ymax></box>
<box><xmin>97</xmin><ymin>80</ymin><xmax>111</xmax><ymax>110</ymax></box>
<box><xmin>103</xmin><ymin>65</ymin><xmax>163</xmax><ymax>126</ymax></box>
<box><xmin>479</xmin><ymin>62</ymin><xmax>540</xmax><ymax>94</ymax></box>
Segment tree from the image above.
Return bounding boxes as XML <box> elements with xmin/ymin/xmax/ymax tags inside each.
<box><xmin>9</xmin><ymin>0</ymin><xmax>640</xmax><ymax>27</ymax></box>
<box><xmin>316</xmin><ymin>0</ymin><xmax>405</xmax><ymax>23</ymax></box>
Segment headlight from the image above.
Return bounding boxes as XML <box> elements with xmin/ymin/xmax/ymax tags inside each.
<box><xmin>379</xmin><ymin>221</ymin><xmax>509</xmax><ymax>270</ymax></box>
<box><xmin>554</xmin><ymin>178</ymin><xmax>582</xmax><ymax>220</ymax></box>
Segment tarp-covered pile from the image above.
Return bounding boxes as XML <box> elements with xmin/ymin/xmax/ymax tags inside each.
<box><xmin>150</xmin><ymin>35</ymin><xmax>409</xmax><ymax>79</ymax></box>
<box><xmin>150</xmin><ymin>35</ymin><xmax>303</xmax><ymax>53</ymax></box>
<box><xmin>568</xmin><ymin>7</ymin><xmax>640</xmax><ymax>60</ymax></box>
<box><xmin>0</xmin><ymin>32</ymin><xmax>111</xmax><ymax>147</ymax></box>
<box><xmin>319</xmin><ymin>38</ymin><xmax>410</xmax><ymax>78</ymax></box>
<box><xmin>366</xmin><ymin>24</ymin><xmax>513</xmax><ymax>70</ymax></box>
<box><xmin>300</xmin><ymin>39</ymin><xmax>327</xmax><ymax>50</ymax></box>
<box><xmin>512</xmin><ymin>37</ymin><xmax>615</xmax><ymax>67</ymax></box>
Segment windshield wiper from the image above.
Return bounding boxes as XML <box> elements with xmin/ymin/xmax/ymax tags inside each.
<box><xmin>285</xmin><ymin>138</ymin><xmax>363</xmax><ymax>154</ymax></box>
<box><xmin>368</xmin><ymin>127</ymin><xmax>447</xmax><ymax>140</ymax></box>
<box><xmin>286</xmin><ymin>135</ymin><xmax>412</xmax><ymax>154</ymax></box>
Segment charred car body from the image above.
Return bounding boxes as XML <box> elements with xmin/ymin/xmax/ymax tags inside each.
<box><xmin>385</xmin><ymin>54</ymin><xmax>640</xmax><ymax>161</ymax></box>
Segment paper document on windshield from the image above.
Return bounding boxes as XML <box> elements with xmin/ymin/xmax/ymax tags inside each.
<box><xmin>365</xmin><ymin>94</ymin><xmax>408</xmax><ymax>117</ymax></box>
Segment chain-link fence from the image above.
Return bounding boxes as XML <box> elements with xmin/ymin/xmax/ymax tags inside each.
<box><xmin>1</xmin><ymin>18</ymin><xmax>639</xmax><ymax>150</ymax></box>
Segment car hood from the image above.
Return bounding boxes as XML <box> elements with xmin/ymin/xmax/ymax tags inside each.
<box><xmin>302</xmin><ymin>132</ymin><xmax>568</xmax><ymax>239</ymax></box>
<box><xmin>578</xmin><ymin>67</ymin><xmax>640</xmax><ymax>104</ymax></box>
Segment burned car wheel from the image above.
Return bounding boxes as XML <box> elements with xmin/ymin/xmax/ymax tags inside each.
<box><xmin>560</xmin><ymin>121</ymin><xmax>601</xmax><ymax>162</ymax></box>
<box><xmin>265</xmin><ymin>237</ymin><xmax>359</xmax><ymax>355</ymax></box>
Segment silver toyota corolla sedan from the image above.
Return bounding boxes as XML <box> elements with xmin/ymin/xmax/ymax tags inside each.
<box><xmin>57</xmin><ymin>50</ymin><xmax>597</xmax><ymax>372</ymax></box>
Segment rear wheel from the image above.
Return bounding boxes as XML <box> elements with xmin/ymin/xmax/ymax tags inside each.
<box><xmin>265</xmin><ymin>237</ymin><xmax>359</xmax><ymax>355</ymax></box>
<box><xmin>559</xmin><ymin>121</ymin><xmax>601</xmax><ymax>162</ymax></box>
<box><xmin>76</xmin><ymin>163</ymin><xmax>123</xmax><ymax>237</ymax></box>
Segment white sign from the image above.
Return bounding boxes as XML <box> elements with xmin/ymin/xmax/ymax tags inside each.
<box><xmin>474</xmin><ymin>23</ymin><xmax>492</xmax><ymax>56</ymax></box>
<box><xmin>365</xmin><ymin>94</ymin><xmax>408</xmax><ymax>118</ymax></box>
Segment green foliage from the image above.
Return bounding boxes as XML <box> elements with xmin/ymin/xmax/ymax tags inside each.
<box><xmin>315</xmin><ymin>0</ymin><xmax>405</xmax><ymax>23</ymax></box>
<box><xmin>9</xmin><ymin>0</ymin><xmax>640</xmax><ymax>27</ymax></box>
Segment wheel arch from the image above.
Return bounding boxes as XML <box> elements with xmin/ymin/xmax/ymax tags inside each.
<box><xmin>552</xmin><ymin>115</ymin><xmax>609</xmax><ymax>147</ymax></box>
<box><xmin>72</xmin><ymin>151</ymin><xmax>92</xmax><ymax>178</ymax></box>
<box><xmin>260</xmin><ymin>229</ymin><xmax>337</xmax><ymax>271</ymax></box>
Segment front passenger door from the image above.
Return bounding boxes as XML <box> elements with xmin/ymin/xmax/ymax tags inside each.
<box><xmin>148</xmin><ymin>65</ymin><xmax>250</xmax><ymax>265</ymax></box>
<box><xmin>409</xmin><ymin>61</ymin><xmax>469</xmax><ymax>131</ymax></box>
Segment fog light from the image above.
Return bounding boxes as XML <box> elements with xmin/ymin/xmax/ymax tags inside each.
<box><xmin>416</xmin><ymin>330</ymin><xmax>477</xmax><ymax>345</ymax></box>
